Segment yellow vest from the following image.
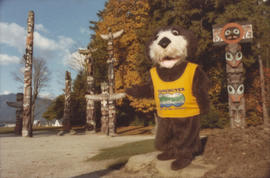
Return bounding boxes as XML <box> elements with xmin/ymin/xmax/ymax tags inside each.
<box><xmin>150</xmin><ymin>63</ymin><xmax>200</xmax><ymax>118</ymax></box>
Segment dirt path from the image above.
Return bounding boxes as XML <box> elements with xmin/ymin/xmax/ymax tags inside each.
<box><xmin>0</xmin><ymin>130</ymin><xmax>154</xmax><ymax>178</ymax></box>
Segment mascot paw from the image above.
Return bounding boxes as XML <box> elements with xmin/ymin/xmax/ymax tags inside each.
<box><xmin>171</xmin><ymin>158</ymin><xmax>192</xmax><ymax>170</ymax></box>
<box><xmin>157</xmin><ymin>151</ymin><xmax>174</xmax><ymax>161</ymax></box>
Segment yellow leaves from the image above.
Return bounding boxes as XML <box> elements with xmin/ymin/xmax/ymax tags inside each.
<box><xmin>127</xmin><ymin>95</ymin><xmax>155</xmax><ymax>113</ymax></box>
<box><xmin>95</xmin><ymin>0</ymin><xmax>152</xmax><ymax>113</ymax></box>
<box><xmin>209</xmin><ymin>83</ymin><xmax>222</xmax><ymax>96</ymax></box>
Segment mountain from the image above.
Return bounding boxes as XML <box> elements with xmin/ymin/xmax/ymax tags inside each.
<box><xmin>0</xmin><ymin>93</ymin><xmax>52</xmax><ymax>123</ymax></box>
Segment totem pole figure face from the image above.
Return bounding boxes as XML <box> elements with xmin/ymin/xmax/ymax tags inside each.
<box><xmin>227</xmin><ymin>83</ymin><xmax>244</xmax><ymax>103</ymax></box>
<box><xmin>85</xmin><ymin>56</ymin><xmax>93</xmax><ymax>85</ymax></box>
<box><xmin>16</xmin><ymin>93</ymin><xmax>24</xmax><ymax>102</ymax></box>
<box><xmin>227</xmin><ymin>81</ymin><xmax>246</xmax><ymax>128</ymax></box>
<box><xmin>224</xmin><ymin>27</ymin><xmax>241</xmax><ymax>41</ymax></box>
<box><xmin>227</xmin><ymin>72</ymin><xmax>243</xmax><ymax>84</ymax></box>
<box><xmin>101</xmin><ymin>82</ymin><xmax>109</xmax><ymax>107</ymax></box>
<box><xmin>221</xmin><ymin>23</ymin><xmax>244</xmax><ymax>44</ymax></box>
<box><xmin>230</xmin><ymin>101</ymin><xmax>245</xmax><ymax>128</ymax></box>
<box><xmin>225</xmin><ymin>43</ymin><xmax>242</xmax><ymax>68</ymax></box>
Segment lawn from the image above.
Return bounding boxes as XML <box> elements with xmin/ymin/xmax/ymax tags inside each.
<box><xmin>0</xmin><ymin>126</ymin><xmax>62</xmax><ymax>134</ymax></box>
<box><xmin>89</xmin><ymin>138</ymin><xmax>156</xmax><ymax>169</ymax></box>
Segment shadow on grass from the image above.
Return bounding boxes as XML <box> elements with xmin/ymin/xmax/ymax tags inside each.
<box><xmin>73</xmin><ymin>157</ymin><xmax>129</xmax><ymax>178</ymax></box>
<box><xmin>117</xmin><ymin>126</ymin><xmax>145</xmax><ymax>134</ymax></box>
<box><xmin>72</xmin><ymin>169</ymin><xmax>113</xmax><ymax>178</ymax></box>
<box><xmin>89</xmin><ymin>139</ymin><xmax>155</xmax><ymax>161</ymax></box>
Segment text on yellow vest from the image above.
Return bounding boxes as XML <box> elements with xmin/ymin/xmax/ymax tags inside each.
<box><xmin>150</xmin><ymin>63</ymin><xmax>200</xmax><ymax>118</ymax></box>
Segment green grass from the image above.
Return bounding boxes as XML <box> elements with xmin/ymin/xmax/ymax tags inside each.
<box><xmin>89</xmin><ymin>139</ymin><xmax>156</xmax><ymax>170</ymax></box>
<box><xmin>0</xmin><ymin>126</ymin><xmax>62</xmax><ymax>134</ymax></box>
<box><xmin>0</xmin><ymin>127</ymin><xmax>14</xmax><ymax>134</ymax></box>
<box><xmin>89</xmin><ymin>139</ymin><xmax>155</xmax><ymax>161</ymax></box>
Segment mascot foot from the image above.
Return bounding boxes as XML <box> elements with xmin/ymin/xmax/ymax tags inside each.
<box><xmin>157</xmin><ymin>152</ymin><xmax>174</xmax><ymax>161</ymax></box>
<box><xmin>171</xmin><ymin>158</ymin><xmax>192</xmax><ymax>170</ymax></box>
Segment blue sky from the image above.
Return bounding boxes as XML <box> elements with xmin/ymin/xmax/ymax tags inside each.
<box><xmin>0</xmin><ymin>0</ymin><xmax>107</xmax><ymax>98</ymax></box>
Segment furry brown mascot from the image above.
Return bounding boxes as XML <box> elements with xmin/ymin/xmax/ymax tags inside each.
<box><xmin>126</xmin><ymin>26</ymin><xmax>210</xmax><ymax>170</ymax></box>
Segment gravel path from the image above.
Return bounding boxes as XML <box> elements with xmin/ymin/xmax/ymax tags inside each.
<box><xmin>0</xmin><ymin>130</ymin><xmax>154</xmax><ymax>178</ymax></box>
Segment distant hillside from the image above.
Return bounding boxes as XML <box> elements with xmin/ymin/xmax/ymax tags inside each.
<box><xmin>0</xmin><ymin>93</ymin><xmax>52</xmax><ymax>123</ymax></box>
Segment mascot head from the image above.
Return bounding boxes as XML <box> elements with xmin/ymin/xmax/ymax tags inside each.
<box><xmin>148</xmin><ymin>26</ymin><xmax>197</xmax><ymax>68</ymax></box>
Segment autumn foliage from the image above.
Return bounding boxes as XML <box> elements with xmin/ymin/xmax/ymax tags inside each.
<box><xmin>87</xmin><ymin>0</ymin><xmax>270</xmax><ymax>127</ymax></box>
<box><xmin>43</xmin><ymin>0</ymin><xmax>270</xmax><ymax>128</ymax></box>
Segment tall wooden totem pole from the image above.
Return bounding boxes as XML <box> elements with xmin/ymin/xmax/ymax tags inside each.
<box><xmin>6</xmin><ymin>93</ymin><xmax>23</xmax><ymax>135</ymax></box>
<box><xmin>85</xmin><ymin>82</ymin><xmax>125</xmax><ymax>135</ymax></box>
<box><xmin>100</xmin><ymin>82</ymin><xmax>109</xmax><ymax>134</ymax></box>
<box><xmin>101</xmin><ymin>28</ymin><xmax>124</xmax><ymax>136</ymax></box>
<box><xmin>213</xmin><ymin>22</ymin><xmax>253</xmax><ymax>128</ymax></box>
<box><xmin>63</xmin><ymin>71</ymin><xmax>72</xmax><ymax>132</ymax></box>
<box><xmin>85</xmin><ymin>28</ymin><xmax>125</xmax><ymax>136</ymax></box>
<box><xmin>79</xmin><ymin>48</ymin><xmax>96</xmax><ymax>132</ymax></box>
<box><xmin>22</xmin><ymin>11</ymin><xmax>35</xmax><ymax>137</ymax></box>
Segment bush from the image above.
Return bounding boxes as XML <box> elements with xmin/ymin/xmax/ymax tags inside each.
<box><xmin>201</xmin><ymin>105</ymin><xmax>229</xmax><ymax>129</ymax></box>
<box><xmin>246</xmin><ymin>110</ymin><xmax>263</xmax><ymax>127</ymax></box>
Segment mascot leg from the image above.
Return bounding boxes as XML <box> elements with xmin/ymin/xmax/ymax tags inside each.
<box><xmin>170</xmin><ymin>116</ymin><xmax>201</xmax><ymax>170</ymax></box>
<box><xmin>155</xmin><ymin>117</ymin><xmax>175</xmax><ymax>160</ymax></box>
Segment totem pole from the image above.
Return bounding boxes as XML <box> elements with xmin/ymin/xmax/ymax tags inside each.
<box><xmin>85</xmin><ymin>28</ymin><xmax>125</xmax><ymax>136</ymax></box>
<box><xmin>101</xmin><ymin>28</ymin><xmax>124</xmax><ymax>136</ymax></box>
<box><xmin>100</xmin><ymin>82</ymin><xmax>109</xmax><ymax>134</ymax></box>
<box><xmin>6</xmin><ymin>93</ymin><xmax>23</xmax><ymax>135</ymax></box>
<box><xmin>85</xmin><ymin>83</ymin><xmax>125</xmax><ymax>135</ymax></box>
<box><xmin>22</xmin><ymin>11</ymin><xmax>35</xmax><ymax>137</ymax></box>
<box><xmin>213</xmin><ymin>22</ymin><xmax>253</xmax><ymax>128</ymax></box>
<box><xmin>78</xmin><ymin>48</ymin><xmax>96</xmax><ymax>132</ymax></box>
<box><xmin>63</xmin><ymin>71</ymin><xmax>72</xmax><ymax>132</ymax></box>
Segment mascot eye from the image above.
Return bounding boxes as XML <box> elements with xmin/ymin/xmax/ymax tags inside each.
<box><xmin>237</xmin><ymin>84</ymin><xmax>244</xmax><ymax>94</ymax></box>
<box><xmin>225</xmin><ymin>52</ymin><xmax>233</xmax><ymax>61</ymax></box>
<box><xmin>225</xmin><ymin>29</ymin><xmax>231</xmax><ymax>36</ymax></box>
<box><xmin>235</xmin><ymin>51</ymin><xmax>242</xmax><ymax>61</ymax></box>
<box><xmin>227</xmin><ymin>85</ymin><xmax>235</xmax><ymax>94</ymax></box>
<box><xmin>172</xmin><ymin>29</ymin><xmax>179</xmax><ymax>36</ymax></box>
<box><xmin>233</xmin><ymin>28</ymin><xmax>240</xmax><ymax>35</ymax></box>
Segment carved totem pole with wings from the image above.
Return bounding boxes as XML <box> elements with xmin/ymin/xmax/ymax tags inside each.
<box><xmin>213</xmin><ymin>22</ymin><xmax>253</xmax><ymax>128</ymax></box>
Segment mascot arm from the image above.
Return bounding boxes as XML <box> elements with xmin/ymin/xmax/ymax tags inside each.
<box><xmin>192</xmin><ymin>66</ymin><xmax>210</xmax><ymax>115</ymax></box>
<box><xmin>126</xmin><ymin>77</ymin><xmax>154</xmax><ymax>99</ymax></box>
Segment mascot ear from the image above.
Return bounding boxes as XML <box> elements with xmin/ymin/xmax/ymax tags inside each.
<box><xmin>145</xmin><ymin>29</ymin><xmax>160</xmax><ymax>64</ymax></box>
<box><xmin>181</xmin><ymin>28</ymin><xmax>198</xmax><ymax>60</ymax></box>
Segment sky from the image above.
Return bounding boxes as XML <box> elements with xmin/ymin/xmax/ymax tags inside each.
<box><xmin>0</xmin><ymin>0</ymin><xmax>107</xmax><ymax>99</ymax></box>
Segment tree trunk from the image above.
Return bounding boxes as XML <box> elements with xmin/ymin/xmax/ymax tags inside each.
<box><xmin>259</xmin><ymin>54</ymin><xmax>269</xmax><ymax>128</ymax></box>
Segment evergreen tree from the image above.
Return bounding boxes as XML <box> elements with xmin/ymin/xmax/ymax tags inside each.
<box><xmin>70</xmin><ymin>71</ymin><xmax>87</xmax><ymax>125</ymax></box>
<box><xmin>42</xmin><ymin>94</ymin><xmax>64</xmax><ymax>121</ymax></box>
<box><xmin>43</xmin><ymin>71</ymin><xmax>88</xmax><ymax>126</ymax></box>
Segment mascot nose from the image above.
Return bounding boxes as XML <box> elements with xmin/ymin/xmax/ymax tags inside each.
<box><xmin>158</xmin><ymin>37</ymin><xmax>171</xmax><ymax>48</ymax></box>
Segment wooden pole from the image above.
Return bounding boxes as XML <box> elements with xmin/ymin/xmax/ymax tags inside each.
<box><xmin>22</xmin><ymin>11</ymin><xmax>34</xmax><ymax>137</ymax></box>
<box><xmin>213</xmin><ymin>22</ymin><xmax>253</xmax><ymax>129</ymax></box>
<box><xmin>6</xmin><ymin>93</ymin><xmax>23</xmax><ymax>135</ymax></box>
<box><xmin>100</xmin><ymin>82</ymin><xmax>109</xmax><ymax>134</ymax></box>
<box><xmin>63</xmin><ymin>71</ymin><xmax>72</xmax><ymax>132</ymax></box>
<box><xmin>257</xmin><ymin>0</ymin><xmax>270</xmax><ymax>130</ymax></box>
<box><xmin>79</xmin><ymin>48</ymin><xmax>96</xmax><ymax>132</ymax></box>
<box><xmin>226</xmin><ymin>43</ymin><xmax>246</xmax><ymax>128</ymax></box>
<box><xmin>85</xmin><ymin>88</ymin><xmax>125</xmax><ymax>136</ymax></box>
<box><xmin>258</xmin><ymin>49</ymin><xmax>269</xmax><ymax>128</ymax></box>
<box><xmin>100</xmin><ymin>28</ymin><xmax>124</xmax><ymax>136</ymax></box>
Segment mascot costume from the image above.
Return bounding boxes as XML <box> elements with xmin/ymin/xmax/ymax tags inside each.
<box><xmin>126</xmin><ymin>26</ymin><xmax>210</xmax><ymax>170</ymax></box>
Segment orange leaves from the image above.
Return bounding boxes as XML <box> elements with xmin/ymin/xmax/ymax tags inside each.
<box><xmin>93</xmin><ymin>0</ymin><xmax>154</xmax><ymax>112</ymax></box>
<box><xmin>127</xmin><ymin>95</ymin><xmax>155</xmax><ymax>113</ymax></box>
